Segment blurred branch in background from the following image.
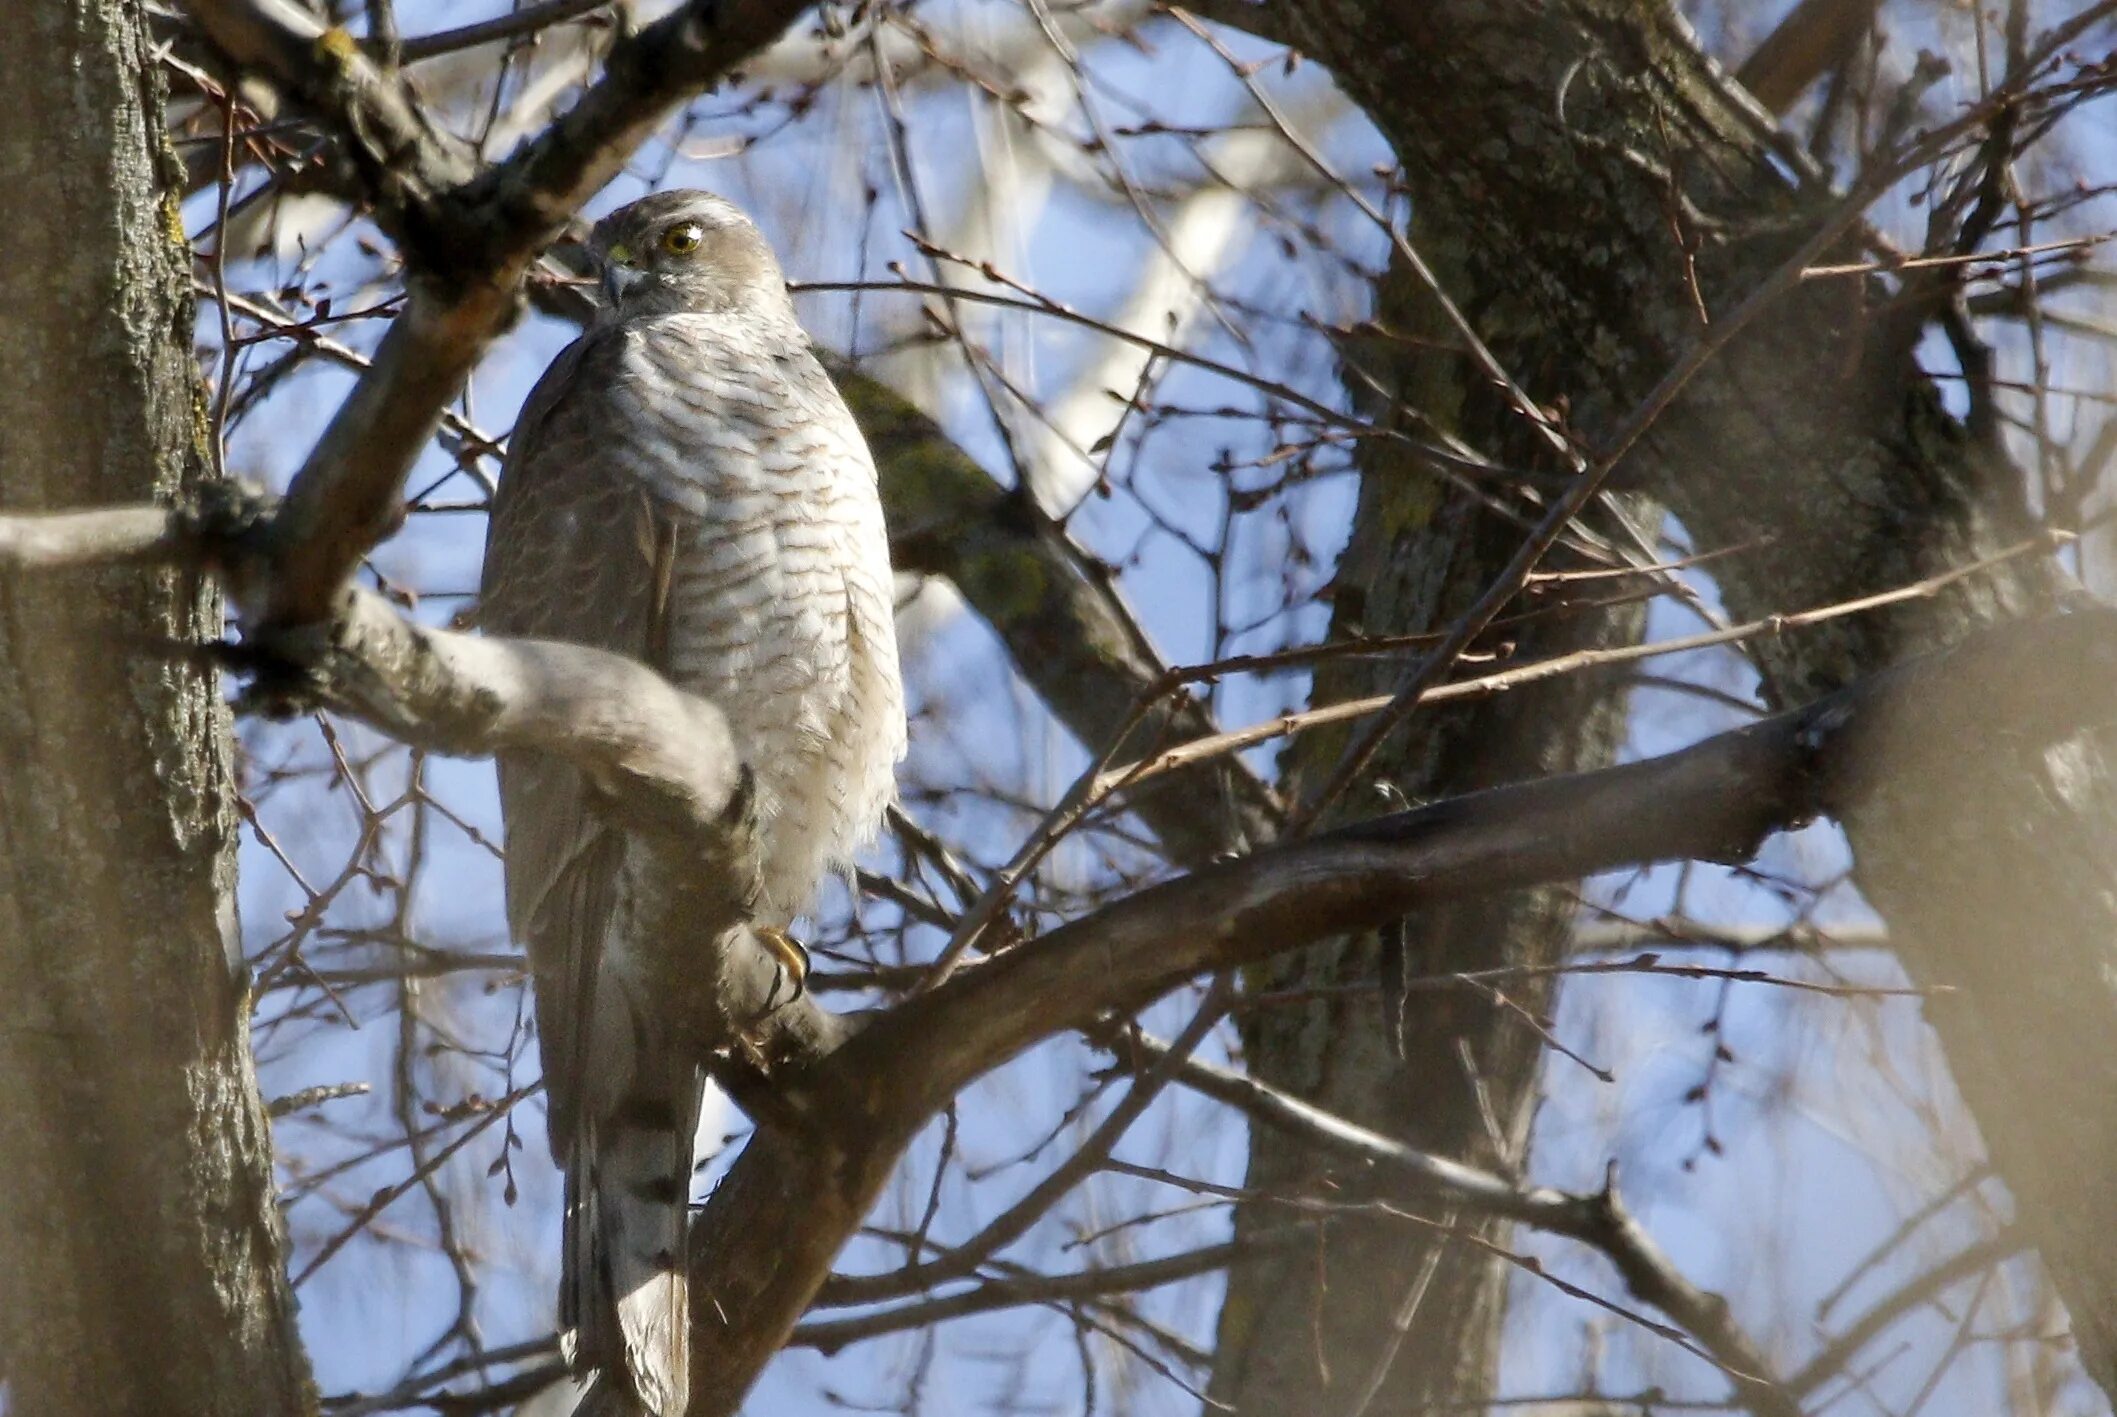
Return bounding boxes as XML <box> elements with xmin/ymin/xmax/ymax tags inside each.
<box><xmin>8</xmin><ymin>0</ymin><xmax>2117</xmax><ymax>1415</ymax></box>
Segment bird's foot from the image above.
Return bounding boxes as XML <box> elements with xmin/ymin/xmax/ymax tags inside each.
<box><xmin>756</xmin><ymin>924</ymin><xmax>810</xmax><ymax>1011</ymax></box>
<box><xmin>217</xmin><ymin>627</ymin><xmax>333</xmax><ymax>721</ymax></box>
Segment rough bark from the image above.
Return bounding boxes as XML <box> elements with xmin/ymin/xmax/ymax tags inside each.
<box><xmin>1259</xmin><ymin>0</ymin><xmax>2117</xmax><ymax>1397</ymax></box>
<box><xmin>0</xmin><ymin>2</ymin><xmax>312</xmax><ymax>1413</ymax></box>
<box><xmin>1214</xmin><ymin>244</ymin><xmax>1648</xmax><ymax>1409</ymax></box>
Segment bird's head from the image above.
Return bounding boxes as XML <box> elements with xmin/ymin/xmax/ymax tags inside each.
<box><xmin>588</xmin><ymin>190</ymin><xmax>790</xmax><ymax>321</ymax></box>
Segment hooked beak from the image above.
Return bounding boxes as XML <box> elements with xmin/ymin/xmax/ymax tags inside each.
<box><xmin>599</xmin><ymin>244</ymin><xmax>645</xmax><ymax>307</ymax></box>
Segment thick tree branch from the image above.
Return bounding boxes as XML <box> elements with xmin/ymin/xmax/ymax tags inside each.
<box><xmin>0</xmin><ymin>504</ymin><xmax>200</xmax><ymax>570</ymax></box>
<box><xmin>273</xmin><ymin>583</ymin><xmax>855</xmax><ymax>1098</ymax></box>
<box><xmin>673</xmin><ymin>605</ymin><xmax>2117</xmax><ymax>1415</ymax></box>
<box><xmin>863</xmin><ymin>608</ymin><xmax>2117</xmax><ymax>1110</ymax></box>
<box><xmin>12</xmin><ymin>485</ymin><xmax>2116</xmax><ymax>1409</ymax></box>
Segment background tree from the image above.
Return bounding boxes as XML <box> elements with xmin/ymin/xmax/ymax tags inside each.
<box><xmin>4</xmin><ymin>2</ymin><xmax>2116</xmax><ymax>1416</ymax></box>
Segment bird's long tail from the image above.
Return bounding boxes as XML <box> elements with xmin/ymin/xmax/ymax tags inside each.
<box><xmin>566</xmin><ymin>1058</ymin><xmax>702</xmax><ymax>1417</ymax></box>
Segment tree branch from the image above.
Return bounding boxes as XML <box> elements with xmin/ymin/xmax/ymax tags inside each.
<box><xmin>838</xmin><ymin>364</ymin><xmax>1279</xmax><ymax>864</ymax></box>
<box><xmin>817</xmin><ymin>980</ymin><xmax>1233</xmax><ymax>1306</ymax></box>
<box><xmin>276</xmin><ymin>583</ymin><xmax>854</xmax><ymax>1103</ymax></box>
<box><xmin>1123</xmin><ymin>1032</ymin><xmax>1796</xmax><ymax>1415</ymax></box>
<box><xmin>12</xmin><ymin>485</ymin><xmax>2116</xmax><ymax>1410</ymax></box>
<box><xmin>395</xmin><ymin>0</ymin><xmax>615</xmax><ymax>63</ymax></box>
<box><xmin>789</xmin><ymin>1232</ymin><xmax>1302</xmax><ymax>1355</ymax></box>
<box><xmin>1736</xmin><ymin>0</ymin><xmax>1883</xmax><ymax>116</ymax></box>
<box><xmin>0</xmin><ymin>504</ymin><xmax>200</xmax><ymax>570</ymax></box>
<box><xmin>0</xmin><ymin>497</ymin><xmax>843</xmax><ymax>1094</ymax></box>
<box><xmin>183</xmin><ymin>0</ymin><xmax>813</xmax><ymax>625</ymax></box>
<box><xmin>1788</xmin><ymin>1233</ymin><xmax>2025</xmax><ymax>1397</ymax></box>
<box><xmin>673</xmin><ymin>604</ymin><xmax>2117</xmax><ymax>1416</ymax></box>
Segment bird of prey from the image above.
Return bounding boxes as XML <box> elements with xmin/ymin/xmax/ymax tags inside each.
<box><xmin>480</xmin><ymin>190</ymin><xmax>906</xmax><ymax>1414</ymax></box>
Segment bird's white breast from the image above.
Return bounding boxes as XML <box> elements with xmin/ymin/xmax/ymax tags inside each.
<box><xmin>609</xmin><ymin>313</ymin><xmax>905</xmax><ymax>920</ymax></box>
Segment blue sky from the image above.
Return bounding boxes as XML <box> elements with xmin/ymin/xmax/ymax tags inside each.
<box><xmin>189</xmin><ymin>1</ymin><xmax>2117</xmax><ymax>1412</ymax></box>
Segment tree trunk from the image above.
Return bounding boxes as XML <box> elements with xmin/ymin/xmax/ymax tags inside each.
<box><xmin>1212</xmin><ymin>240</ymin><xmax>1648</xmax><ymax>1409</ymax></box>
<box><xmin>0</xmin><ymin>3</ymin><xmax>313</xmax><ymax>1413</ymax></box>
<box><xmin>1257</xmin><ymin>0</ymin><xmax>2117</xmax><ymax>1397</ymax></box>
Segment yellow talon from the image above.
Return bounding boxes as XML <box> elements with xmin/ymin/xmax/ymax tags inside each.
<box><xmin>757</xmin><ymin>925</ymin><xmax>810</xmax><ymax>1004</ymax></box>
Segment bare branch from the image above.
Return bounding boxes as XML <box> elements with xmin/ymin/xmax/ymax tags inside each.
<box><xmin>1790</xmin><ymin>1234</ymin><xmax>2027</xmax><ymax>1397</ymax></box>
<box><xmin>1093</xmin><ymin>532</ymin><xmax>2065</xmax><ymax>800</ymax></box>
<box><xmin>1736</xmin><ymin>0</ymin><xmax>1884</xmax><ymax>116</ymax></box>
<box><xmin>183</xmin><ymin>0</ymin><xmax>814</xmax><ymax>625</ymax></box>
<box><xmin>266</xmin><ymin>1082</ymin><xmax>373</xmax><ymax>1118</ymax></box>
<box><xmin>839</xmin><ymin>365</ymin><xmax>1279</xmax><ymax>864</ymax></box>
<box><xmin>876</xmin><ymin>620</ymin><xmax>2117</xmax><ymax>1115</ymax></box>
<box><xmin>818</xmin><ymin>981</ymin><xmax>1234</xmax><ymax>1306</ymax></box>
<box><xmin>266</xmin><ymin>581</ymin><xmax>852</xmax><ymax>1096</ymax></box>
<box><xmin>12</xmin><ymin>495</ymin><xmax>2114</xmax><ymax>1410</ymax></box>
<box><xmin>674</xmin><ymin>605</ymin><xmax>2117</xmax><ymax>1415</ymax></box>
<box><xmin>1125</xmin><ymin>1033</ymin><xmax>1796</xmax><ymax>1415</ymax></box>
<box><xmin>790</xmin><ymin>1233</ymin><xmax>1302</xmax><ymax>1355</ymax></box>
<box><xmin>396</xmin><ymin>0</ymin><xmax>615</xmax><ymax>63</ymax></box>
<box><xmin>0</xmin><ymin>504</ymin><xmax>198</xmax><ymax>570</ymax></box>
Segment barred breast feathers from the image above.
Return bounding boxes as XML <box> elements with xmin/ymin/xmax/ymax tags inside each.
<box><xmin>609</xmin><ymin>310</ymin><xmax>906</xmax><ymax>920</ymax></box>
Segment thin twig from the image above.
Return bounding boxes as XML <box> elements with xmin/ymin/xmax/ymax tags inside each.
<box><xmin>396</xmin><ymin>0</ymin><xmax>614</xmax><ymax>62</ymax></box>
<box><xmin>1092</xmin><ymin>532</ymin><xmax>2066</xmax><ymax>799</ymax></box>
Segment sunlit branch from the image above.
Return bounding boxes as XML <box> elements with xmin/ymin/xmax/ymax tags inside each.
<box><xmin>11</xmin><ymin>485</ymin><xmax>2117</xmax><ymax>1411</ymax></box>
<box><xmin>395</xmin><ymin>0</ymin><xmax>614</xmax><ymax>62</ymax></box>
<box><xmin>673</xmin><ymin>604</ymin><xmax>2117</xmax><ymax>1416</ymax></box>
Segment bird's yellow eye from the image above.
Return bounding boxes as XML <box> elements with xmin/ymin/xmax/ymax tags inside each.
<box><xmin>660</xmin><ymin>222</ymin><xmax>704</xmax><ymax>256</ymax></box>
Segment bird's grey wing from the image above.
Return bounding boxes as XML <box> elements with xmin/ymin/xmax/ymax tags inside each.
<box><xmin>483</xmin><ymin>326</ymin><xmax>702</xmax><ymax>1415</ymax></box>
<box><xmin>479</xmin><ymin>327</ymin><xmax>681</xmax><ymax>1156</ymax></box>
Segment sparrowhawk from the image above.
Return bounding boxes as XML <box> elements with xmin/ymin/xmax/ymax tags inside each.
<box><xmin>480</xmin><ymin>190</ymin><xmax>906</xmax><ymax>1415</ymax></box>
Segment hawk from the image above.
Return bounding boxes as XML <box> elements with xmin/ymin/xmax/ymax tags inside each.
<box><xmin>480</xmin><ymin>190</ymin><xmax>906</xmax><ymax>1414</ymax></box>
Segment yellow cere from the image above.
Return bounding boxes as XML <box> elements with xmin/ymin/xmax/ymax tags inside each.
<box><xmin>605</xmin><ymin>242</ymin><xmax>635</xmax><ymax>267</ymax></box>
